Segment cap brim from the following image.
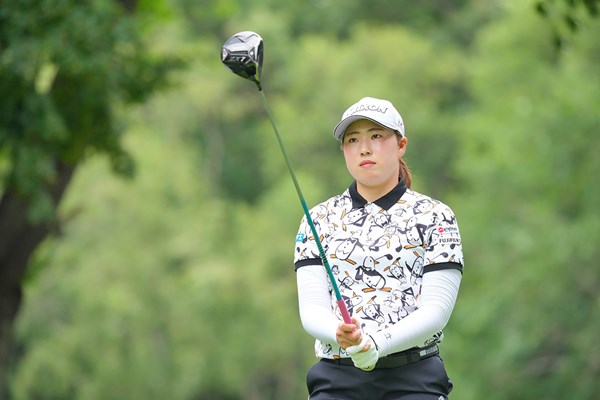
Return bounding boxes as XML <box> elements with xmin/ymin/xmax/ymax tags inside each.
<box><xmin>333</xmin><ymin>115</ymin><xmax>403</xmax><ymax>140</ymax></box>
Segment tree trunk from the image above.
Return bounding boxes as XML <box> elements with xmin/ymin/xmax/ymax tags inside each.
<box><xmin>0</xmin><ymin>160</ymin><xmax>75</xmax><ymax>396</ymax></box>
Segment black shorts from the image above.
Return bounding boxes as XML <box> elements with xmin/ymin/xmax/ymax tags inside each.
<box><xmin>307</xmin><ymin>355</ymin><xmax>453</xmax><ymax>400</ymax></box>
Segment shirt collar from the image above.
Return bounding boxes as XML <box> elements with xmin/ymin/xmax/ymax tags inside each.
<box><xmin>349</xmin><ymin>180</ymin><xmax>407</xmax><ymax>211</ymax></box>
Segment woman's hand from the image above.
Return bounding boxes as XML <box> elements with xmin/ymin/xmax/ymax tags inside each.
<box><xmin>336</xmin><ymin>317</ymin><xmax>379</xmax><ymax>371</ymax></box>
<box><xmin>336</xmin><ymin>317</ymin><xmax>366</xmax><ymax>350</ymax></box>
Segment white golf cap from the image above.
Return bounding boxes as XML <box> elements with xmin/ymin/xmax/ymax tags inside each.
<box><xmin>333</xmin><ymin>97</ymin><xmax>405</xmax><ymax>140</ymax></box>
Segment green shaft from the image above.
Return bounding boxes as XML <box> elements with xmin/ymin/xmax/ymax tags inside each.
<box><xmin>258</xmin><ymin>90</ymin><xmax>347</xmax><ymax>306</ymax></box>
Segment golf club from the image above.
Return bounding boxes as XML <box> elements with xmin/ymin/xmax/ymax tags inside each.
<box><xmin>221</xmin><ymin>31</ymin><xmax>352</xmax><ymax>324</ymax></box>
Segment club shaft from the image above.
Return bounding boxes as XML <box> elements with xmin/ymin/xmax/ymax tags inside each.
<box><xmin>259</xmin><ymin>90</ymin><xmax>352</xmax><ymax>324</ymax></box>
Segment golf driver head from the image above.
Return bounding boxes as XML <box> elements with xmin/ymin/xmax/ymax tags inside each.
<box><xmin>221</xmin><ymin>31</ymin><xmax>263</xmax><ymax>89</ymax></box>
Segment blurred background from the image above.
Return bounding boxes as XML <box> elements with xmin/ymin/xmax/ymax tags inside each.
<box><xmin>1</xmin><ymin>0</ymin><xmax>599</xmax><ymax>399</ymax></box>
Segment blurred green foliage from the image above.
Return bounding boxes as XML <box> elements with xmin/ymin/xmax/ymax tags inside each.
<box><xmin>0</xmin><ymin>0</ymin><xmax>180</xmax><ymax>221</ymax></box>
<box><xmin>2</xmin><ymin>0</ymin><xmax>599</xmax><ymax>399</ymax></box>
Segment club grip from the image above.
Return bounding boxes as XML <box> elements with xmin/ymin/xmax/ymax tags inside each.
<box><xmin>337</xmin><ymin>299</ymin><xmax>352</xmax><ymax>324</ymax></box>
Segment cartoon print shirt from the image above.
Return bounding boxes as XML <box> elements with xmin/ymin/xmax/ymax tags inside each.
<box><xmin>294</xmin><ymin>180</ymin><xmax>463</xmax><ymax>359</ymax></box>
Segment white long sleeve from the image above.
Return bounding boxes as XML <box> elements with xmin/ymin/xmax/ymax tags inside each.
<box><xmin>370</xmin><ymin>268</ymin><xmax>462</xmax><ymax>357</ymax></box>
<box><xmin>297</xmin><ymin>265</ymin><xmax>462</xmax><ymax>357</ymax></box>
<box><xmin>296</xmin><ymin>264</ymin><xmax>339</xmax><ymax>345</ymax></box>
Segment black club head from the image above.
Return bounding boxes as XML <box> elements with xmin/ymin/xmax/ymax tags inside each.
<box><xmin>221</xmin><ymin>31</ymin><xmax>263</xmax><ymax>89</ymax></box>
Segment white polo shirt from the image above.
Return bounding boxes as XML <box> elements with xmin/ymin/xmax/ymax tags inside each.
<box><xmin>294</xmin><ymin>180</ymin><xmax>463</xmax><ymax>359</ymax></box>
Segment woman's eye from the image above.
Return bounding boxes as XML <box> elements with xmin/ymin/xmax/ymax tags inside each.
<box><xmin>372</xmin><ymin>133</ymin><xmax>383</xmax><ymax>139</ymax></box>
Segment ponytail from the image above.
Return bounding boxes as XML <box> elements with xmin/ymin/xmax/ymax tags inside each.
<box><xmin>399</xmin><ymin>159</ymin><xmax>412</xmax><ymax>189</ymax></box>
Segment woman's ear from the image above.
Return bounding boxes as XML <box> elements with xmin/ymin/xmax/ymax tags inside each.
<box><xmin>398</xmin><ymin>136</ymin><xmax>408</xmax><ymax>158</ymax></box>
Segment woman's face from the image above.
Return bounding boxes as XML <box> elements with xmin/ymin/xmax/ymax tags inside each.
<box><xmin>341</xmin><ymin>119</ymin><xmax>407</xmax><ymax>197</ymax></box>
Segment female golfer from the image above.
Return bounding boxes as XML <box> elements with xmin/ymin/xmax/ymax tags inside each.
<box><xmin>294</xmin><ymin>97</ymin><xmax>464</xmax><ymax>399</ymax></box>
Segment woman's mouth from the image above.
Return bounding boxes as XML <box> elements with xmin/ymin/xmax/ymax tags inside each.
<box><xmin>360</xmin><ymin>160</ymin><xmax>376</xmax><ymax>167</ymax></box>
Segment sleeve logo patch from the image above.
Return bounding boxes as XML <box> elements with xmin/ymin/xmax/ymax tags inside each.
<box><xmin>296</xmin><ymin>233</ymin><xmax>306</xmax><ymax>243</ymax></box>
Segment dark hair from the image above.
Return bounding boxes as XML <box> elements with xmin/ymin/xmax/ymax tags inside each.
<box><xmin>400</xmin><ymin>158</ymin><xmax>412</xmax><ymax>189</ymax></box>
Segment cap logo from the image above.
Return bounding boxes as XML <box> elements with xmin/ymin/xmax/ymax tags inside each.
<box><xmin>333</xmin><ymin>97</ymin><xmax>404</xmax><ymax>140</ymax></box>
<box><xmin>347</xmin><ymin>104</ymin><xmax>388</xmax><ymax>116</ymax></box>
